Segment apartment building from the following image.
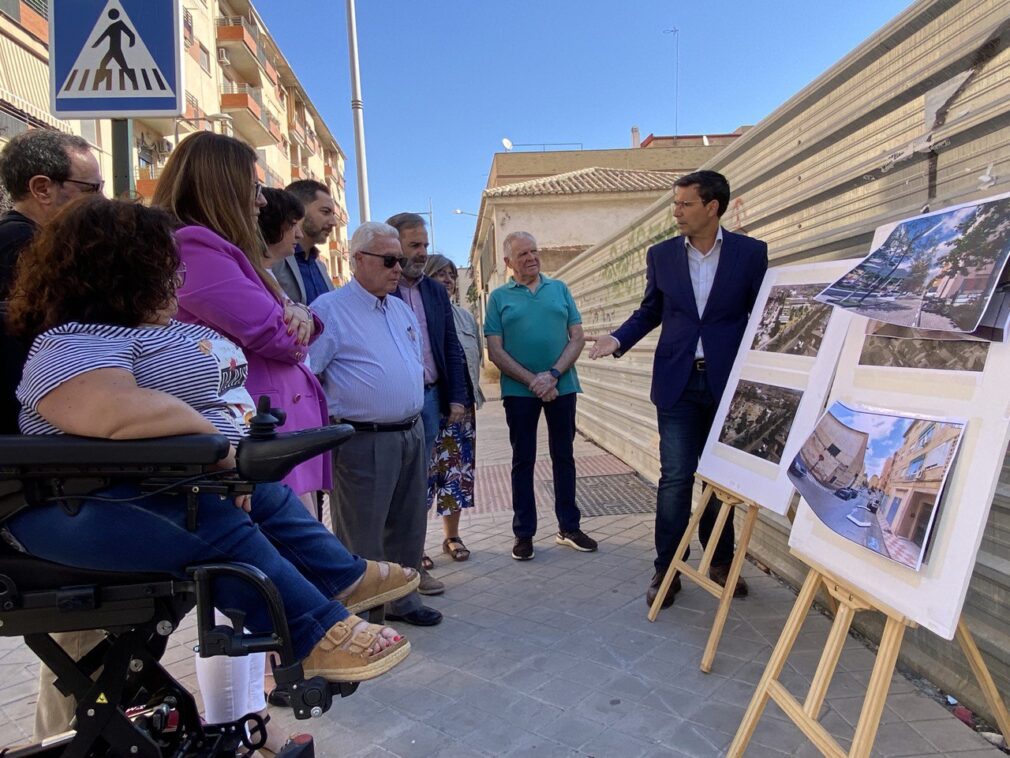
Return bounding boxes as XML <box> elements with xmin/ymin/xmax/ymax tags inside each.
<box><xmin>0</xmin><ymin>0</ymin><xmax>351</xmax><ymax>283</ymax></box>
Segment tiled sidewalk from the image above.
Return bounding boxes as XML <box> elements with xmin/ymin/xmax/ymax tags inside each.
<box><xmin>0</xmin><ymin>395</ymin><xmax>1001</xmax><ymax>756</ymax></box>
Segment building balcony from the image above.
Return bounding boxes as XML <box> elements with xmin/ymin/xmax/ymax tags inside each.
<box><xmin>220</xmin><ymin>83</ymin><xmax>274</xmax><ymax>147</ymax></box>
<box><xmin>135</xmin><ymin>164</ymin><xmax>164</xmax><ymax>200</ymax></box>
<box><xmin>216</xmin><ymin>16</ymin><xmax>263</xmax><ymax>86</ymax></box>
<box><xmin>289</xmin><ymin>119</ymin><xmax>306</xmax><ymax>146</ymax></box>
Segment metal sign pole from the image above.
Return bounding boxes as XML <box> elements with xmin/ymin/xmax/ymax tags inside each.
<box><xmin>111</xmin><ymin>118</ymin><xmax>135</xmax><ymax>199</ymax></box>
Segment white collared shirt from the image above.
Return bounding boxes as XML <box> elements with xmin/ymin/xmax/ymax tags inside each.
<box><xmin>685</xmin><ymin>227</ymin><xmax>724</xmax><ymax>358</ymax></box>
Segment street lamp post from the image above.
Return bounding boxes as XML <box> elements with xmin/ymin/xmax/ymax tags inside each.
<box><xmin>345</xmin><ymin>0</ymin><xmax>370</xmax><ymax>222</ymax></box>
<box><xmin>663</xmin><ymin>27</ymin><xmax>679</xmax><ymax>137</ymax></box>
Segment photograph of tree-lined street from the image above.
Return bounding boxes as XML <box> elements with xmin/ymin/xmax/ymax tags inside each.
<box><xmin>789</xmin><ymin>402</ymin><xmax>965</xmax><ymax>570</ymax></box>
<box><xmin>817</xmin><ymin>195</ymin><xmax>1010</xmax><ymax>332</ymax></box>
<box><xmin>718</xmin><ymin>380</ymin><xmax>803</xmax><ymax>464</ymax></box>
<box><xmin>750</xmin><ymin>283</ymin><xmax>833</xmax><ymax>356</ymax></box>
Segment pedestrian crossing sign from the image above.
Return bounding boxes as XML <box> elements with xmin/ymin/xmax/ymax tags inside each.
<box><xmin>49</xmin><ymin>0</ymin><xmax>184</xmax><ymax>118</ymax></box>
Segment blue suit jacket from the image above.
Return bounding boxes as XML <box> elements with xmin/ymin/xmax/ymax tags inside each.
<box><xmin>393</xmin><ymin>276</ymin><xmax>469</xmax><ymax>413</ymax></box>
<box><xmin>611</xmin><ymin>229</ymin><xmax>768</xmax><ymax>410</ymax></box>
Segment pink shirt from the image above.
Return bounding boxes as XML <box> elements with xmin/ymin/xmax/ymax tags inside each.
<box><xmin>398</xmin><ymin>278</ymin><xmax>438</xmax><ymax>385</ymax></box>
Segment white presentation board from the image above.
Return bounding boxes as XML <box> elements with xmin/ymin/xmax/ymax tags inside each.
<box><xmin>789</xmin><ymin>312</ymin><xmax>1010</xmax><ymax>639</ymax></box>
<box><xmin>697</xmin><ymin>259</ymin><xmax>857</xmax><ymax>515</ymax></box>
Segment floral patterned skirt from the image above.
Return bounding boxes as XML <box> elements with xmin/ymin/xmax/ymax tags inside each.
<box><xmin>428</xmin><ymin>406</ymin><xmax>476</xmax><ymax>515</ymax></box>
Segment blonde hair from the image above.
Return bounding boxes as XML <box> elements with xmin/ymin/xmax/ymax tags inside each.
<box><xmin>152</xmin><ymin>131</ymin><xmax>282</xmax><ymax>300</ymax></box>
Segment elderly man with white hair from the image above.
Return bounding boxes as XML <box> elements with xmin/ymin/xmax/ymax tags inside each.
<box><xmin>309</xmin><ymin>221</ymin><xmax>441</xmax><ymax>625</ymax></box>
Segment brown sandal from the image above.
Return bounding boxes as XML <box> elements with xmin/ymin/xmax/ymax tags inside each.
<box><xmin>421</xmin><ymin>554</ymin><xmax>434</xmax><ymax>571</ymax></box>
<box><xmin>301</xmin><ymin>615</ymin><xmax>410</xmax><ymax>682</ymax></box>
<box><xmin>339</xmin><ymin>561</ymin><xmax>420</xmax><ymax>614</ymax></box>
<box><xmin>442</xmin><ymin>537</ymin><xmax>470</xmax><ymax>562</ymax></box>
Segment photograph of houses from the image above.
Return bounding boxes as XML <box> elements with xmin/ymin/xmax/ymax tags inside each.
<box><xmin>817</xmin><ymin>195</ymin><xmax>1010</xmax><ymax>332</ymax></box>
<box><xmin>787</xmin><ymin>401</ymin><xmax>965</xmax><ymax>570</ymax></box>
<box><xmin>751</xmin><ymin>284</ymin><xmax>834</xmax><ymax>356</ymax></box>
<box><xmin>718</xmin><ymin>380</ymin><xmax>803</xmax><ymax>464</ymax></box>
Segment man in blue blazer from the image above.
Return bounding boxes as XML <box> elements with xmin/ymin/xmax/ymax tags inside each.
<box><xmin>588</xmin><ymin>171</ymin><xmax>768</xmax><ymax>608</ymax></box>
<box><xmin>387</xmin><ymin>213</ymin><xmax>469</xmax><ymax>611</ymax></box>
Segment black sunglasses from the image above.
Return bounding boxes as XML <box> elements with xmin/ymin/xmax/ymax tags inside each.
<box><xmin>62</xmin><ymin>178</ymin><xmax>104</xmax><ymax>194</ymax></box>
<box><xmin>359</xmin><ymin>250</ymin><xmax>408</xmax><ymax>269</ymax></box>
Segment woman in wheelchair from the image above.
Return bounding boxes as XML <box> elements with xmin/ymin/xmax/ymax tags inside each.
<box><xmin>3</xmin><ymin>197</ymin><xmax>417</xmax><ymax>687</ymax></box>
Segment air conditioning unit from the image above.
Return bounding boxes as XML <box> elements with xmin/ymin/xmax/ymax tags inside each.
<box><xmin>217</xmin><ymin>48</ymin><xmax>231</xmax><ymax>66</ymax></box>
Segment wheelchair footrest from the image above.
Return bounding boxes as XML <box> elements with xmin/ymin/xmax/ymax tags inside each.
<box><xmin>266</xmin><ymin>678</ymin><xmax>358</xmax><ymax>718</ymax></box>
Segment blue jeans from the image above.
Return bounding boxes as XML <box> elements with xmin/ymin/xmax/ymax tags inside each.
<box><xmin>655</xmin><ymin>367</ymin><xmax>734</xmax><ymax>572</ymax></box>
<box><xmin>8</xmin><ymin>481</ymin><xmax>364</xmax><ymax>660</ymax></box>
<box><xmin>420</xmin><ymin>384</ymin><xmax>442</xmax><ymax>492</ymax></box>
<box><xmin>503</xmin><ymin>392</ymin><xmax>580</xmax><ymax>537</ymax></box>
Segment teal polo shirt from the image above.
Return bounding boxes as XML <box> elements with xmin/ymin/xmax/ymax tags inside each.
<box><xmin>484</xmin><ymin>274</ymin><xmax>583</xmax><ymax>398</ymax></box>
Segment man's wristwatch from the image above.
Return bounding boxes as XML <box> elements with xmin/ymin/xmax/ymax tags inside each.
<box><xmin>548</xmin><ymin>368</ymin><xmax>562</xmax><ymax>380</ymax></box>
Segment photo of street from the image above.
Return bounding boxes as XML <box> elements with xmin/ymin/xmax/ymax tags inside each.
<box><xmin>817</xmin><ymin>195</ymin><xmax>1010</xmax><ymax>332</ymax></box>
<box><xmin>718</xmin><ymin>380</ymin><xmax>803</xmax><ymax>464</ymax></box>
<box><xmin>788</xmin><ymin>401</ymin><xmax>965</xmax><ymax>570</ymax></box>
<box><xmin>750</xmin><ymin>283</ymin><xmax>833</xmax><ymax>356</ymax></box>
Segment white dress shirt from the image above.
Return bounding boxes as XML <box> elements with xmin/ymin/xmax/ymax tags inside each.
<box><xmin>685</xmin><ymin>227</ymin><xmax>724</xmax><ymax>358</ymax></box>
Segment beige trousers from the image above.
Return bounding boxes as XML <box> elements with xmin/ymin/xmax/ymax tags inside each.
<box><xmin>32</xmin><ymin>629</ymin><xmax>106</xmax><ymax>742</ymax></box>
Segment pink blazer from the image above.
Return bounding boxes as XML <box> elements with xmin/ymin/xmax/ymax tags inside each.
<box><xmin>174</xmin><ymin>225</ymin><xmax>331</xmax><ymax>494</ymax></box>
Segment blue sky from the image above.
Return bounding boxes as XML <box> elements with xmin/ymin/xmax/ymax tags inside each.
<box><xmin>257</xmin><ymin>1</ymin><xmax>912</xmax><ymax>266</ymax></box>
<box><xmin>829</xmin><ymin>402</ymin><xmax>913</xmax><ymax>478</ymax></box>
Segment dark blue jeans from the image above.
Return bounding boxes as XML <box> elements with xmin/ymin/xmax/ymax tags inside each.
<box><xmin>8</xmin><ymin>481</ymin><xmax>364</xmax><ymax>660</ymax></box>
<box><xmin>420</xmin><ymin>384</ymin><xmax>441</xmax><ymax>470</ymax></box>
<box><xmin>503</xmin><ymin>392</ymin><xmax>580</xmax><ymax>537</ymax></box>
<box><xmin>655</xmin><ymin>366</ymin><xmax>734</xmax><ymax>573</ymax></box>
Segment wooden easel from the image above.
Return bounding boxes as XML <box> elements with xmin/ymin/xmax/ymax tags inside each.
<box><xmin>727</xmin><ymin>555</ymin><xmax>1010</xmax><ymax>758</ymax></box>
<box><xmin>646</xmin><ymin>474</ymin><xmax>760</xmax><ymax>673</ymax></box>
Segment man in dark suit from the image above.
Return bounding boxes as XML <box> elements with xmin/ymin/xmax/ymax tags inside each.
<box><xmin>271</xmin><ymin>180</ymin><xmax>336</xmax><ymax>305</ymax></box>
<box><xmin>386</xmin><ymin>212</ymin><xmax>468</xmax><ymax>607</ymax></box>
<box><xmin>588</xmin><ymin>171</ymin><xmax>767</xmax><ymax>608</ymax></box>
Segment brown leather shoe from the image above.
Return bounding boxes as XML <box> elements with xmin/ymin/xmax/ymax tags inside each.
<box><xmin>710</xmin><ymin>564</ymin><xmax>748</xmax><ymax>597</ymax></box>
<box><xmin>646</xmin><ymin>571</ymin><xmax>681</xmax><ymax>609</ymax></box>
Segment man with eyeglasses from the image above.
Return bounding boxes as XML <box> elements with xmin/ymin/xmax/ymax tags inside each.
<box><xmin>0</xmin><ymin>129</ymin><xmax>104</xmax><ymax>740</ymax></box>
<box><xmin>587</xmin><ymin>171</ymin><xmax>767</xmax><ymax>608</ymax></box>
<box><xmin>0</xmin><ymin>130</ymin><xmax>103</xmax><ymax>435</ymax></box>
<box><xmin>272</xmin><ymin>179</ymin><xmax>337</xmax><ymax>305</ymax></box>
<box><xmin>385</xmin><ymin>212</ymin><xmax>468</xmax><ymax>609</ymax></box>
<box><xmin>309</xmin><ymin>221</ymin><xmax>442</xmax><ymax>627</ymax></box>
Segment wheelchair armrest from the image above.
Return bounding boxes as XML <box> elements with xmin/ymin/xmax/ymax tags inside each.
<box><xmin>0</xmin><ymin>433</ymin><xmax>230</xmax><ymax>468</ymax></box>
<box><xmin>236</xmin><ymin>425</ymin><xmax>354</xmax><ymax>483</ymax></box>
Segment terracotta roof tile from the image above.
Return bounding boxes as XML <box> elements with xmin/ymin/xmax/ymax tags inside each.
<box><xmin>484</xmin><ymin>166</ymin><xmax>679</xmax><ymax>198</ymax></box>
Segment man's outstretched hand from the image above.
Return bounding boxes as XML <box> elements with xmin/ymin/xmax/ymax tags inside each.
<box><xmin>585</xmin><ymin>334</ymin><xmax>619</xmax><ymax>359</ymax></box>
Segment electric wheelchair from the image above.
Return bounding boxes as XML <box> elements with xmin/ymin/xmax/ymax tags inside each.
<box><xmin>0</xmin><ymin>393</ymin><xmax>362</xmax><ymax>758</ymax></box>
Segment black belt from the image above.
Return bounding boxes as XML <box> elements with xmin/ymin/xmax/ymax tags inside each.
<box><xmin>332</xmin><ymin>415</ymin><xmax>418</xmax><ymax>433</ymax></box>
<box><xmin>693</xmin><ymin>358</ymin><xmax>706</xmax><ymax>372</ymax></box>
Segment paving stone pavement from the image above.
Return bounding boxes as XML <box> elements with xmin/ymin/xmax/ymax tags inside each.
<box><xmin>0</xmin><ymin>391</ymin><xmax>1001</xmax><ymax>756</ymax></box>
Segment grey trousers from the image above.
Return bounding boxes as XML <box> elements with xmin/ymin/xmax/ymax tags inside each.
<box><xmin>329</xmin><ymin>420</ymin><xmax>427</xmax><ymax>614</ymax></box>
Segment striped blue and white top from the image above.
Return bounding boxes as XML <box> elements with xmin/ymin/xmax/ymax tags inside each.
<box><xmin>17</xmin><ymin>321</ymin><xmax>256</xmax><ymax>445</ymax></box>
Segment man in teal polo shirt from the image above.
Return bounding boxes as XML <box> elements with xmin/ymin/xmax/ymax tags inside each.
<box><xmin>485</xmin><ymin>231</ymin><xmax>598</xmax><ymax>561</ymax></box>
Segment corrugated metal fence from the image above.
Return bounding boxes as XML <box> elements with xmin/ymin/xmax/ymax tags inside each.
<box><xmin>556</xmin><ymin>0</ymin><xmax>1010</xmax><ymax>722</ymax></box>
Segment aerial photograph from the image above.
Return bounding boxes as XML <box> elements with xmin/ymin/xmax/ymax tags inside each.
<box><xmin>718</xmin><ymin>380</ymin><xmax>803</xmax><ymax>464</ymax></box>
<box><xmin>751</xmin><ymin>283</ymin><xmax>833</xmax><ymax>356</ymax></box>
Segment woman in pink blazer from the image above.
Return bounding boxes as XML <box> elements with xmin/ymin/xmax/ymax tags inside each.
<box><xmin>153</xmin><ymin>132</ymin><xmax>330</xmax><ymax>510</ymax></box>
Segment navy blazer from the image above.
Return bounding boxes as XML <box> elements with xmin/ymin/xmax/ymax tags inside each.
<box><xmin>393</xmin><ymin>276</ymin><xmax>469</xmax><ymax>413</ymax></box>
<box><xmin>611</xmin><ymin>229</ymin><xmax>768</xmax><ymax>410</ymax></box>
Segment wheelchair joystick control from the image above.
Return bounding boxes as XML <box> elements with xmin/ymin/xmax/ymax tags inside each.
<box><xmin>247</xmin><ymin>395</ymin><xmax>287</xmax><ymax>439</ymax></box>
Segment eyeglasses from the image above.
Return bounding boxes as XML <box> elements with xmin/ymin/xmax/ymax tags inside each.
<box><xmin>359</xmin><ymin>251</ymin><xmax>408</xmax><ymax>269</ymax></box>
<box><xmin>254</xmin><ymin>181</ymin><xmax>265</xmax><ymax>197</ymax></box>
<box><xmin>174</xmin><ymin>263</ymin><xmax>187</xmax><ymax>288</ymax></box>
<box><xmin>673</xmin><ymin>200</ymin><xmax>706</xmax><ymax>210</ymax></box>
<box><xmin>62</xmin><ymin>178</ymin><xmax>104</xmax><ymax>194</ymax></box>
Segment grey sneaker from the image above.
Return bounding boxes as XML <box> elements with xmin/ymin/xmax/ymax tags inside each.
<box><xmin>417</xmin><ymin>568</ymin><xmax>445</xmax><ymax>596</ymax></box>
<box><xmin>512</xmin><ymin>536</ymin><xmax>535</xmax><ymax>561</ymax></box>
<box><xmin>556</xmin><ymin>529</ymin><xmax>598</xmax><ymax>552</ymax></box>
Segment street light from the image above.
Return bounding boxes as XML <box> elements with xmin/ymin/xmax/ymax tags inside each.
<box><xmin>453</xmin><ymin>209</ymin><xmax>490</xmax><ymax>220</ymax></box>
<box><xmin>662</xmin><ymin>26</ymin><xmax>678</xmax><ymax>138</ymax></box>
<box><xmin>501</xmin><ymin>137</ymin><xmax>583</xmax><ymax>152</ymax></box>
